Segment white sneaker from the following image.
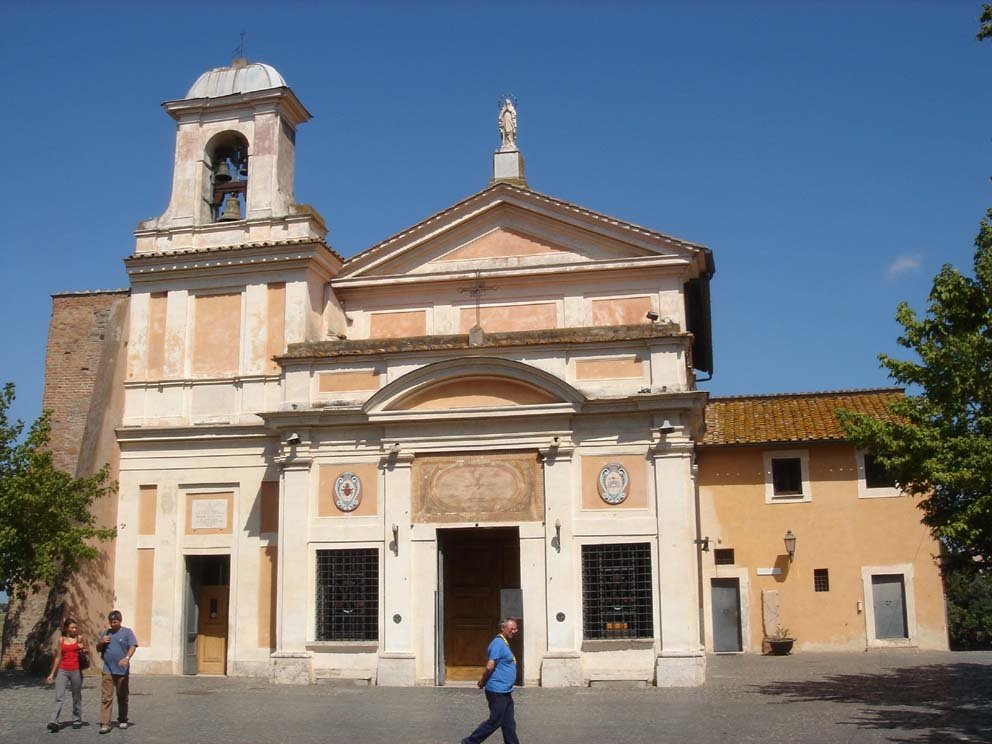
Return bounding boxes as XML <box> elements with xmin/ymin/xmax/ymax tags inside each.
<box><xmin>118</xmin><ymin>722</ymin><xmax>129</xmax><ymax>730</ymax></box>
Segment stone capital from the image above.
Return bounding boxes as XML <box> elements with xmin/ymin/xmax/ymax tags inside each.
<box><xmin>379</xmin><ymin>451</ymin><xmax>415</xmax><ymax>471</ymax></box>
<box><xmin>278</xmin><ymin>456</ymin><xmax>313</xmax><ymax>471</ymax></box>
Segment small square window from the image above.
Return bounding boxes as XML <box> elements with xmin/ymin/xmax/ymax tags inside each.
<box><xmin>714</xmin><ymin>548</ymin><xmax>735</xmax><ymax>565</ymax></box>
<box><xmin>863</xmin><ymin>454</ymin><xmax>895</xmax><ymax>489</ymax></box>
<box><xmin>763</xmin><ymin>450</ymin><xmax>810</xmax><ymax>503</ymax></box>
<box><xmin>814</xmin><ymin>568</ymin><xmax>830</xmax><ymax>592</ymax></box>
<box><xmin>772</xmin><ymin>458</ymin><xmax>803</xmax><ymax>496</ymax></box>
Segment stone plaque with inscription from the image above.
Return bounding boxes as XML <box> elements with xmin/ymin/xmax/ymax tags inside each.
<box><xmin>412</xmin><ymin>452</ymin><xmax>543</xmax><ymax>523</ymax></box>
<box><xmin>191</xmin><ymin>498</ymin><xmax>228</xmax><ymax>530</ymax></box>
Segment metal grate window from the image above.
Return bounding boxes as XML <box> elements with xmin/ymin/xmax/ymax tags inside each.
<box><xmin>315</xmin><ymin>548</ymin><xmax>379</xmax><ymax>641</ymax></box>
<box><xmin>714</xmin><ymin>548</ymin><xmax>735</xmax><ymax>566</ymax></box>
<box><xmin>581</xmin><ymin>543</ymin><xmax>653</xmax><ymax>640</ymax></box>
<box><xmin>814</xmin><ymin>568</ymin><xmax>830</xmax><ymax>592</ymax></box>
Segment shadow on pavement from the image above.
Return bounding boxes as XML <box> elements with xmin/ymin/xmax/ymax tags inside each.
<box><xmin>753</xmin><ymin>662</ymin><xmax>992</xmax><ymax>743</ymax></box>
<box><xmin>0</xmin><ymin>671</ymin><xmax>48</xmax><ymax>690</ymax></box>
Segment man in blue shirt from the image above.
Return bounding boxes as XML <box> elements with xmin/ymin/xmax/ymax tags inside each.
<box><xmin>461</xmin><ymin>617</ymin><xmax>521</xmax><ymax>744</ymax></box>
<box><xmin>95</xmin><ymin>610</ymin><xmax>138</xmax><ymax>734</ymax></box>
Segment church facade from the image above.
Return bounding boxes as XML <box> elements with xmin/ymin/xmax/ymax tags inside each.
<box><xmin>103</xmin><ymin>59</ymin><xmax>715</xmax><ymax>687</ymax></box>
<box><xmin>12</xmin><ymin>58</ymin><xmax>948</xmax><ymax>684</ymax></box>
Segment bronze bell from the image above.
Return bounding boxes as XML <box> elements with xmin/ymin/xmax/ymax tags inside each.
<box><xmin>218</xmin><ymin>193</ymin><xmax>241</xmax><ymax>221</ymax></box>
<box><xmin>214</xmin><ymin>160</ymin><xmax>232</xmax><ymax>183</ymax></box>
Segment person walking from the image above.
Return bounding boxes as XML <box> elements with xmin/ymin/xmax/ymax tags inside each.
<box><xmin>461</xmin><ymin>617</ymin><xmax>521</xmax><ymax>744</ymax></box>
<box><xmin>95</xmin><ymin>610</ymin><xmax>138</xmax><ymax>734</ymax></box>
<box><xmin>45</xmin><ymin>617</ymin><xmax>88</xmax><ymax>732</ymax></box>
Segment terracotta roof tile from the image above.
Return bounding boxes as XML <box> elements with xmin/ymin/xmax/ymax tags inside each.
<box><xmin>701</xmin><ymin>388</ymin><xmax>903</xmax><ymax>446</ymax></box>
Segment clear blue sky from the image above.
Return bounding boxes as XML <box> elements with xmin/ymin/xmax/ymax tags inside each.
<box><xmin>0</xmin><ymin>1</ymin><xmax>990</xmax><ymax>429</ymax></box>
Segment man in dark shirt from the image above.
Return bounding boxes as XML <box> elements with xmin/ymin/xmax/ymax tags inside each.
<box><xmin>461</xmin><ymin>617</ymin><xmax>521</xmax><ymax>744</ymax></box>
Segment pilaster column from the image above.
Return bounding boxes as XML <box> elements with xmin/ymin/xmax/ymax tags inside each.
<box><xmin>651</xmin><ymin>438</ymin><xmax>705</xmax><ymax>686</ymax></box>
<box><xmin>271</xmin><ymin>444</ymin><xmax>312</xmax><ymax>684</ymax></box>
<box><xmin>377</xmin><ymin>450</ymin><xmax>416</xmax><ymax>686</ymax></box>
<box><xmin>540</xmin><ymin>443</ymin><xmax>582</xmax><ymax>687</ymax></box>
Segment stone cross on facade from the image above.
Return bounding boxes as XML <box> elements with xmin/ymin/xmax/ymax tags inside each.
<box><xmin>459</xmin><ymin>270</ymin><xmax>497</xmax><ymax>342</ymax></box>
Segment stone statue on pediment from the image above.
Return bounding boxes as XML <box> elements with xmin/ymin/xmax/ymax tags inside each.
<box><xmin>499</xmin><ymin>98</ymin><xmax>517</xmax><ymax>151</ymax></box>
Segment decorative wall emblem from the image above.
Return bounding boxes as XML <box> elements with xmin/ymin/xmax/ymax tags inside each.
<box><xmin>598</xmin><ymin>463</ymin><xmax>629</xmax><ymax>505</ymax></box>
<box><xmin>334</xmin><ymin>472</ymin><xmax>362</xmax><ymax>512</ymax></box>
<box><xmin>412</xmin><ymin>453</ymin><xmax>544</xmax><ymax>523</ymax></box>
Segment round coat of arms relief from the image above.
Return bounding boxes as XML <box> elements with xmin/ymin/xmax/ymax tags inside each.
<box><xmin>598</xmin><ymin>463</ymin><xmax>629</xmax><ymax>505</ymax></box>
<box><xmin>334</xmin><ymin>472</ymin><xmax>362</xmax><ymax>512</ymax></box>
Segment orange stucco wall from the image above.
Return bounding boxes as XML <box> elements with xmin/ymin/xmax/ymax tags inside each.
<box><xmin>145</xmin><ymin>292</ymin><xmax>167</xmax><ymax>379</ymax></box>
<box><xmin>574</xmin><ymin>357</ymin><xmax>644</xmax><ymax>380</ymax></box>
<box><xmin>265</xmin><ymin>282</ymin><xmax>286</xmax><ymax>375</ymax></box>
<box><xmin>580</xmin><ymin>455</ymin><xmax>649</xmax><ymax>510</ymax></box>
<box><xmin>138</xmin><ymin>485</ymin><xmax>157</xmax><ymax>536</ymax></box>
<box><xmin>697</xmin><ymin>443</ymin><xmax>948</xmax><ymax>652</ymax></box>
<box><xmin>318</xmin><ymin>370</ymin><xmax>381</xmax><ymax>393</ymax></box>
<box><xmin>318</xmin><ymin>463</ymin><xmax>379</xmax><ymax>517</ymax></box>
<box><xmin>458</xmin><ymin>302</ymin><xmax>557</xmax><ymax>333</ymax></box>
<box><xmin>135</xmin><ymin>548</ymin><xmax>154</xmax><ymax>645</ymax></box>
<box><xmin>259</xmin><ymin>481</ymin><xmax>279</xmax><ymax>533</ymax></box>
<box><xmin>396</xmin><ymin>378</ymin><xmax>558</xmax><ymax>410</ymax></box>
<box><xmin>370</xmin><ymin>310</ymin><xmax>427</xmax><ymax>339</ymax></box>
<box><xmin>192</xmin><ymin>293</ymin><xmax>241</xmax><ymax>377</ymax></box>
<box><xmin>435</xmin><ymin>227</ymin><xmax>568</xmax><ymax>262</ymax></box>
<box><xmin>258</xmin><ymin>546</ymin><xmax>277</xmax><ymax>649</ymax></box>
<box><xmin>591</xmin><ymin>296</ymin><xmax>652</xmax><ymax>326</ymax></box>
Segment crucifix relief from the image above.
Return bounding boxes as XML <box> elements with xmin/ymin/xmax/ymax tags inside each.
<box><xmin>459</xmin><ymin>270</ymin><xmax>497</xmax><ymax>343</ymax></box>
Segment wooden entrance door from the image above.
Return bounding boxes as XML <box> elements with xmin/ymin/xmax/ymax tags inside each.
<box><xmin>441</xmin><ymin>528</ymin><xmax>521</xmax><ymax>682</ymax></box>
<box><xmin>196</xmin><ymin>585</ymin><xmax>228</xmax><ymax>674</ymax></box>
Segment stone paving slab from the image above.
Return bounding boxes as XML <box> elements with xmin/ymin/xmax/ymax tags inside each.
<box><xmin>2</xmin><ymin>650</ymin><xmax>990</xmax><ymax>743</ymax></box>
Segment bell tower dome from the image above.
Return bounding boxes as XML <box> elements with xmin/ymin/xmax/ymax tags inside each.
<box><xmin>135</xmin><ymin>58</ymin><xmax>326</xmax><ymax>253</ymax></box>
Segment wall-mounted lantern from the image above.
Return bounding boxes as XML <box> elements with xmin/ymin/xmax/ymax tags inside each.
<box><xmin>784</xmin><ymin>530</ymin><xmax>797</xmax><ymax>562</ymax></box>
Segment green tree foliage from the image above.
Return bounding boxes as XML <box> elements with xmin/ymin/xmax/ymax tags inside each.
<box><xmin>837</xmin><ymin>212</ymin><xmax>992</xmax><ymax>564</ymax></box>
<box><xmin>944</xmin><ymin>564</ymin><xmax>992</xmax><ymax>648</ymax></box>
<box><xmin>0</xmin><ymin>383</ymin><xmax>115</xmax><ymax>600</ymax></box>
<box><xmin>979</xmin><ymin>4</ymin><xmax>992</xmax><ymax>41</ymax></box>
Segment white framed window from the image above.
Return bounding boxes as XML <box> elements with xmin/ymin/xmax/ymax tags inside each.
<box><xmin>763</xmin><ymin>449</ymin><xmax>811</xmax><ymax>503</ymax></box>
<box><xmin>856</xmin><ymin>450</ymin><xmax>901</xmax><ymax>499</ymax></box>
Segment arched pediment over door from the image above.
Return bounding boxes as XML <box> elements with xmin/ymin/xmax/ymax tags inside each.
<box><xmin>363</xmin><ymin>357</ymin><xmax>585</xmax><ymax>419</ymax></box>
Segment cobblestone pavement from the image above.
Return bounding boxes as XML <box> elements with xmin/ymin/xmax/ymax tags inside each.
<box><xmin>2</xmin><ymin>650</ymin><xmax>990</xmax><ymax>743</ymax></box>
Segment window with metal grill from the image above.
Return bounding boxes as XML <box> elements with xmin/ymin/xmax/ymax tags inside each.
<box><xmin>581</xmin><ymin>543</ymin><xmax>653</xmax><ymax>640</ymax></box>
<box><xmin>315</xmin><ymin>548</ymin><xmax>378</xmax><ymax>641</ymax></box>
<box><xmin>714</xmin><ymin>548</ymin><xmax>735</xmax><ymax>565</ymax></box>
<box><xmin>814</xmin><ymin>568</ymin><xmax>830</xmax><ymax>592</ymax></box>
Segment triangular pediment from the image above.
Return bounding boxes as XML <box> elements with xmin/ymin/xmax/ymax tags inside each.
<box><xmin>432</xmin><ymin>227</ymin><xmax>570</xmax><ymax>263</ymax></box>
<box><xmin>337</xmin><ymin>184</ymin><xmax>710</xmax><ymax>282</ymax></box>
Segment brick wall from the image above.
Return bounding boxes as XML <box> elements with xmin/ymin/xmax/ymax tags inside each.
<box><xmin>42</xmin><ymin>291</ymin><xmax>129</xmax><ymax>474</ymax></box>
<box><xmin>1</xmin><ymin>290</ymin><xmax>129</xmax><ymax>671</ymax></box>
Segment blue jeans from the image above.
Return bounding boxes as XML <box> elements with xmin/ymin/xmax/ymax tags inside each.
<box><xmin>463</xmin><ymin>690</ymin><xmax>519</xmax><ymax>744</ymax></box>
<box><xmin>49</xmin><ymin>669</ymin><xmax>83</xmax><ymax>724</ymax></box>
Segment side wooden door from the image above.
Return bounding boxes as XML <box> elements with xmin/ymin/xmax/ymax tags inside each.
<box><xmin>196</xmin><ymin>585</ymin><xmax>229</xmax><ymax>675</ymax></box>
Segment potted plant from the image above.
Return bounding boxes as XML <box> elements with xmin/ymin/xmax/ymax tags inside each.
<box><xmin>766</xmin><ymin>626</ymin><xmax>795</xmax><ymax>655</ymax></box>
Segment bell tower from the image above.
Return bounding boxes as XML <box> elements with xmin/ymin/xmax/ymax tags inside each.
<box><xmin>135</xmin><ymin>57</ymin><xmax>326</xmax><ymax>253</ymax></box>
